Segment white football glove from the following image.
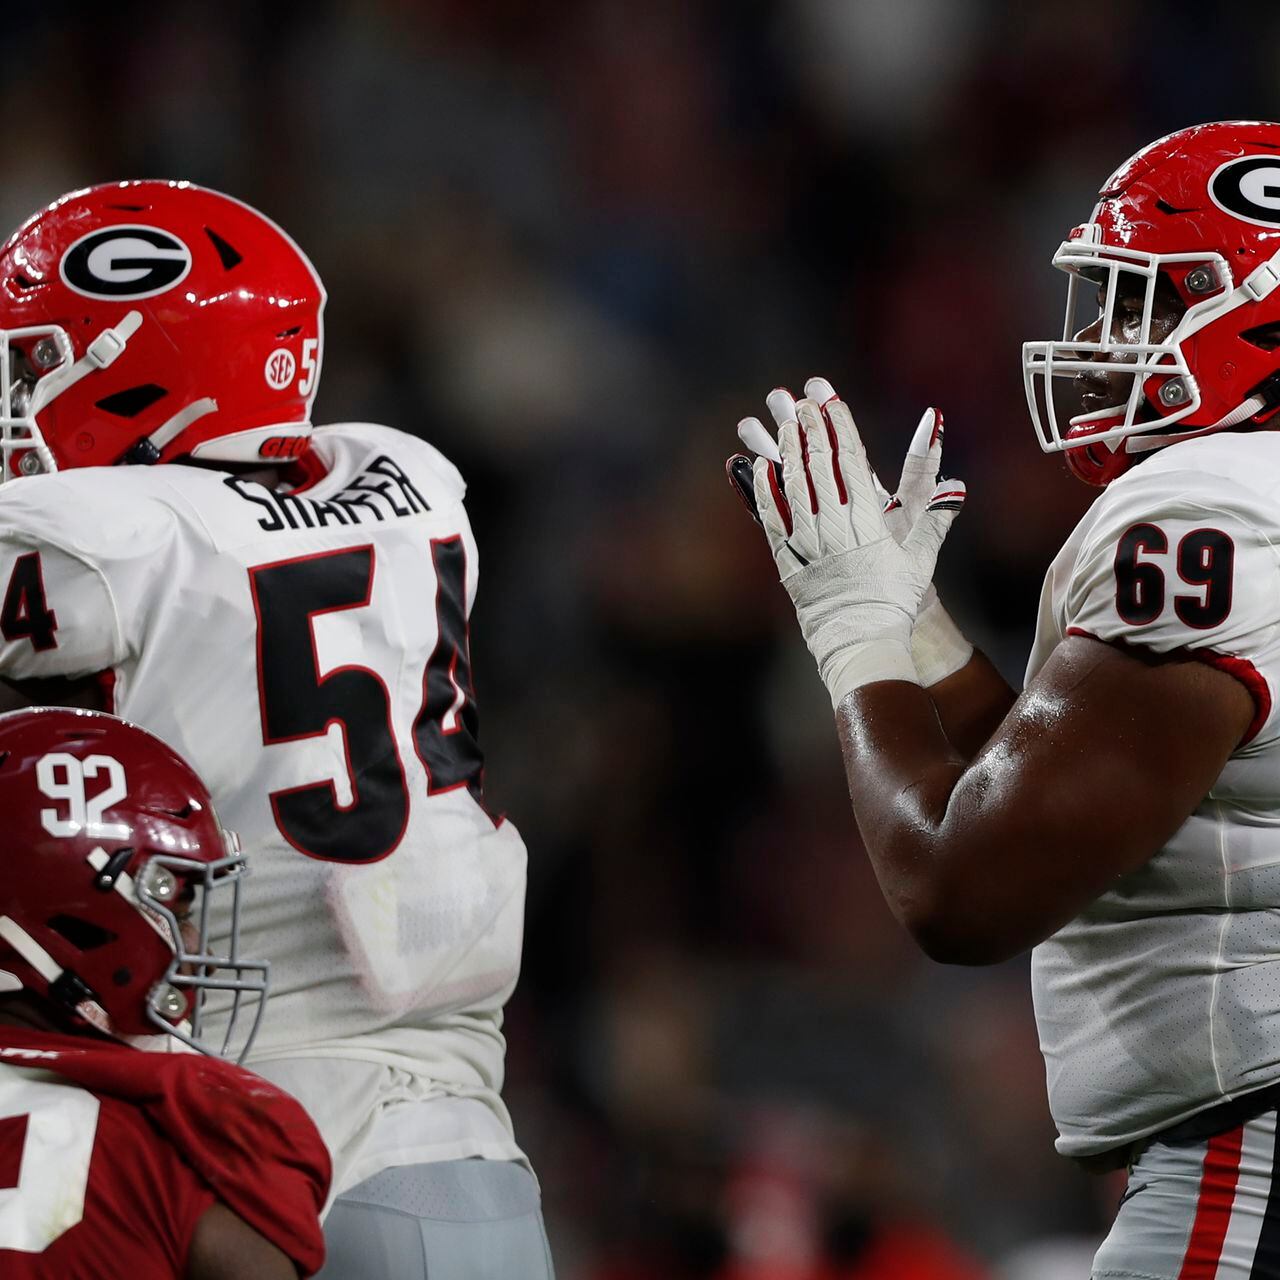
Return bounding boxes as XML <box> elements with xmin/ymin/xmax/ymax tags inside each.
<box><xmin>734</xmin><ymin>378</ymin><xmax>974</xmax><ymax>689</ymax></box>
<box><xmin>735</xmin><ymin>383</ymin><xmax>966</xmax><ymax>706</ymax></box>
<box><xmin>810</xmin><ymin>380</ymin><xmax>975</xmax><ymax>687</ymax></box>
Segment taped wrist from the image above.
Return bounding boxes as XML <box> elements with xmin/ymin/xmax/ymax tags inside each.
<box><xmin>783</xmin><ymin>546</ymin><xmax>922</xmax><ymax>705</ymax></box>
<box><xmin>911</xmin><ymin>598</ymin><xmax>973</xmax><ymax>687</ymax></box>
<box><xmin>824</xmin><ymin>637</ymin><xmax>919</xmax><ymax>707</ymax></box>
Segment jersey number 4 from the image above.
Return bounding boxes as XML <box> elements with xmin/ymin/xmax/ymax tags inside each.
<box><xmin>0</xmin><ymin>552</ymin><xmax>58</xmax><ymax>651</ymax></box>
<box><xmin>249</xmin><ymin>538</ymin><xmax>487</xmax><ymax>864</ymax></box>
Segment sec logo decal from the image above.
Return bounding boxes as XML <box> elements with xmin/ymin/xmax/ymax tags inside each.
<box><xmin>264</xmin><ymin>348</ymin><xmax>297</xmax><ymax>391</ymax></box>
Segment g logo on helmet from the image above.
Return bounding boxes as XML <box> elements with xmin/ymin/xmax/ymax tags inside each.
<box><xmin>60</xmin><ymin>225</ymin><xmax>193</xmax><ymax>300</ymax></box>
<box><xmin>1209</xmin><ymin>156</ymin><xmax>1280</xmax><ymax>228</ymax></box>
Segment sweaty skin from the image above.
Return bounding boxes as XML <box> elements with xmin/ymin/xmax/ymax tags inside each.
<box><xmin>918</xmin><ymin>648</ymin><xmax>1015</xmax><ymax>759</ymax></box>
<box><xmin>840</xmin><ymin>633</ymin><xmax>1252</xmax><ymax>964</ymax></box>
<box><xmin>827</xmin><ymin>267</ymin><xmax>1245</xmax><ymax>964</ymax></box>
<box><xmin>1074</xmin><ymin>272</ymin><xmax>1186</xmax><ymax>416</ymax></box>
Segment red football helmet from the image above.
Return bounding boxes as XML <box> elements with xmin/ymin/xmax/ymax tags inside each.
<box><xmin>0</xmin><ymin>707</ymin><xmax>267</xmax><ymax>1060</ymax></box>
<box><xmin>0</xmin><ymin>179</ymin><xmax>324</xmax><ymax>482</ymax></box>
<box><xmin>1024</xmin><ymin>121</ymin><xmax>1280</xmax><ymax>485</ymax></box>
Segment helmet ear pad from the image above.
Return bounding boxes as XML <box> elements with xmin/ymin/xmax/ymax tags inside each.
<box><xmin>0</xmin><ymin>181</ymin><xmax>325</xmax><ymax>475</ymax></box>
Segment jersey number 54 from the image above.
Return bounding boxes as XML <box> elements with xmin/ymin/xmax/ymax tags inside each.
<box><xmin>249</xmin><ymin>538</ymin><xmax>488</xmax><ymax>864</ymax></box>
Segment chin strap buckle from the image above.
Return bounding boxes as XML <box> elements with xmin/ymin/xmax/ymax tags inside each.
<box><xmin>84</xmin><ymin>310</ymin><xmax>143</xmax><ymax>369</ymax></box>
<box><xmin>119</xmin><ymin>438</ymin><xmax>162</xmax><ymax>466</ymax></box>
<box><xmin>48</xmin><ymin>969</ymin><xmax>95</xmax><ymax>1012</ymax></box>
<box><xmin>1244</xmin><ymin>258</ymin><xmax>1280</xmax><ymax>302</ymax></box>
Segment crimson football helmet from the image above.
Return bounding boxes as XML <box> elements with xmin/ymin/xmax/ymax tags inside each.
<box><xmin>1024</xmin><ymin>121</ymin><xmax>1280</xmax><ymax>485</ymax></box>
<box><xmin>0</xmin><ymin>179</ymin><xmax>325</xmax><ymax>482</ymax></box>
<box><xmin>0</xmin><ymin>707</ymin><xmax>267</xmax><ymax>1060</ymax></box>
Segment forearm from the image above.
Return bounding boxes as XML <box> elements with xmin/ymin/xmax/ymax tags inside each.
<box><xmin>836</xmin><ymin>677</ymin><xmax>1088</xmax><ymax>964</ymax></box>
<box><xmin>732</xmin><ymin>383</ymin><xmax>1248</xmax><ymax>970</ymax></box>
<box><xmin>835</xmin><ymin>638</ymin><xmax>1242</xmax><ymax>964</ymax></box>
<box><xmin>924</xmin><ymin>648</ymin><xmax>1018</xmax><ymax>759</ymax></box>
<box><xmin>836</xmin><ymin>681</ymin><xmax>975</xmax><ymax>956</ymax></box>
<box><xmin>907</xmin><ymin>591</ymin><xmax>1015</xmax><ymax>756</ymax></box>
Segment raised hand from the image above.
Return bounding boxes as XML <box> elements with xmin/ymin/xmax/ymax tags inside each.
<box><xmin>730</xmin><ymin>380</ymin><xmax>965</xmax><ymax>705</ymax></box>
<box><xmin>730</xmin><ymin>376</ymin><xmax>973</xmax><ymax>688</ymax></box>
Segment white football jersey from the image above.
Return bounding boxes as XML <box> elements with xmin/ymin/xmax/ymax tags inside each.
<box><xmin>1027</xmin><ymin>430</ymin><xmax>1280</xmax><ymax>1160</ymax></box>
<box><xmin>0</xmin><ymin>423</ymin><xmax>529</xmax><ymax>1178</ymax></box>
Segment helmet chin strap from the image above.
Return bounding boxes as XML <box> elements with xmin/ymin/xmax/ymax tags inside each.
<box><xmin>147</xmin><ymin>397</ymin><xmax>218</xmax><ymax>452</ymax></box>
<box><xmin>1126</xmin><ymin>393</ymin><xmax>1269</xmax><ymax>454</ymax></box>
<box><xmin>119</xmin><ymin>397</ymin><xmax>219</xmax><ymax>466</ymax></box>
<box><xmin>0</xmin><ymin>914</ymin><xmax>114</xmax><ymax>1036</ymax></box>
<box><xmin>0</xmin><ymin>915</ymin><xmax>61</xmax><ymax>984</ymax></box>
<box><xmin>18</xmin><ymin>310</ymin><xmax>212</xmax><ymax>472</ymax></box>
<box><xmin>121</xmin><ymin>1031</ymin><xmax>197</xmax><ymax>1055</ymax></box>
<box><xmin>28</xmin><ymin>310</ymin><xmax>143</xmax><ymax>418</ymax></box>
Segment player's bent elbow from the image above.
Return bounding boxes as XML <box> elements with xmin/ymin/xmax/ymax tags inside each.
<box><xmin>914</xmin><ymin>929</ymin><xmax>1020</xmax><ymax>966</ymax></box>
<box><xmin>899</xmin><ymin>899</ymin><xmax>1026</xmax><ymax>966</ymax></box>
<box><xmin>884</xmin><ymin>837</ymin><xmax>1044</xmax><ymax>964</ymax></box>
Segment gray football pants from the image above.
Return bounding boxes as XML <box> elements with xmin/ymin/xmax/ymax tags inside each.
<box><xmin>1093</xmin><ymin>1108</ymin><xmax>1280</xmax><ymax>1278</ymax></box>
<box><xmin>315</xmin><ymin>1159</ymin><xmax>555</xmax><ymax>1280</ymax></box>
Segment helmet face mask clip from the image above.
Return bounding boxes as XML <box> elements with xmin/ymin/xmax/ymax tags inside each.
<box><xmin>130</xmin><ymin>842</ymin><xmax>268</xmax><ymax>1060</ymax></box>
<box><xmin>0</xmin><ymin>324</ymin><xmax>71</xmax><ymax>482</ymax></box>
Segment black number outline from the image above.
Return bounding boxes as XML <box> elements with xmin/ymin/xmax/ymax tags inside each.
<box><xmin>1174</xmin><ymin>528</ymin><xmax>1235</xmax><ymax>630</ymax></box>
<box><xmin>249</xmin><ymin>545</ymin><xmax>411</xmax><ymax>865</ymax></box>
<box><xmin>412</xmin><ymin>535</ymin><xmax>487</xmax><ymax>806</ymax></box>
<box><xmin>1113</xmin><ymin>523</ymin><xmax>1236</xmax><ymax>632</ymax></box>
<box><xmin>1</xmin><ymin>552</ymin><xmax>59</xmax><ymax>652</ymax></box>
<box><xmin>1114</xmin><ymin>523</ymin><xmax>1167</xmax><ymax>625</ymax></box>
<box><xmin>250</xmin><ymin>538</ymin><xmax>495</xmax><ymax>862</ymax></box>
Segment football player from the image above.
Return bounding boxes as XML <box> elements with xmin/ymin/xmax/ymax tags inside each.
<box><xmin>0</xmin><ymin>706</ymin><xmax>328</xmax><ymax>1278</ymax></box>
<box><xmin>0</xmin><ymin>183</ymin><xmax>550</xmax><ymax>1277</ymax></box>
<box><xmin>730</xmin><ymin>120</ymin><xmax>1280</xmax><ymax>1278</ymax></box>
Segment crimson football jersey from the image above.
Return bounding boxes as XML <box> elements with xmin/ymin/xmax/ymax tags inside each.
<box><xmin>0</xmin><ymin>1029</ymin><xmax>329</xmax><ymax>1278</ymax></box>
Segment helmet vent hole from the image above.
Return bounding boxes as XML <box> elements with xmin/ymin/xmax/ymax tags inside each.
<box><xmin>46</xmin><ymin>914</ymin><xmax>117</xmax><ymax>952</ymax></box>
<box><xmin>204</xmin><ymin>228</ymin><xmax>242</xmax><ymax>271</ymax></box>
<box><xmin>1241</xmin><ymin>322</ymin><xmax>1280</xmax><ymax>352</ymax></box>
<box><xmin>95</xmin><ymin>385</ymin><xmax>168</xmax><ymax>418</ymax></box>
<box><xmin>276</xmin><ymin>326</ymin><xmax>301</xmax><ymax>339</ymax></box>
<box><xmin>105</xmin><ymin>204</ymin><xmax>147</xmax><ymax>212</ymax></box>
<box><xmin>1155</xmin><ymin>199</ymin><xmax>1198</xmax><ymax>216</ymax></box>
<box><xmin>10</xmin><ymin>274</ymin><xmax>37</xmax><ymax>292</ymax></box>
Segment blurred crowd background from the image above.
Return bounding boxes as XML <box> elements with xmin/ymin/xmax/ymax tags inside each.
<box><xmin>10</xmin><ymin>1</ymin><xmax>1276</xmax><ymax>1275</ymax></box>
